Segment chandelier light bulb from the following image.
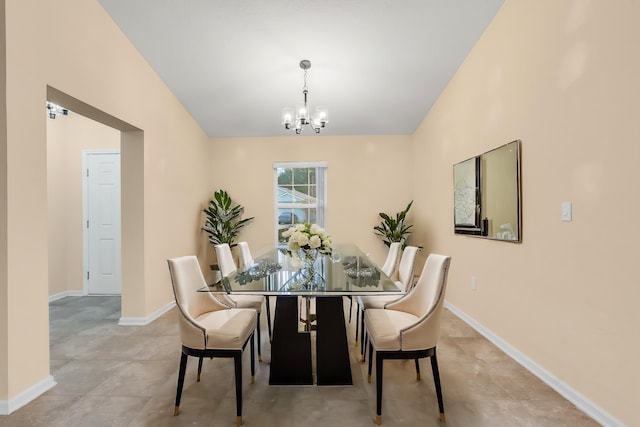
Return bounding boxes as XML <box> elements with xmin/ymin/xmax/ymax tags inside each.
<box><xmin>282</xmin><ymin>107</ymin><xmax>294</xmax><ymax>129</ymax></box>
<box><xmin>296</xmin><ymin>104</ymin><xmax>309</xmax><ymax>123</ymax></box>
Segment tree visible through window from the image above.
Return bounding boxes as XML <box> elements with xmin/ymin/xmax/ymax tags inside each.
<box><xmin>274</xmin><ymin>162</ymin><xmax>326</xmax><ymax>245</ymax></box>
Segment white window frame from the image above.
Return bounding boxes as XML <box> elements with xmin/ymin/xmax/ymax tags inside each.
<box><xmin>274</xmin><ymin>161</ymin><xmax>328</xmax><ymax>245</ymax></box>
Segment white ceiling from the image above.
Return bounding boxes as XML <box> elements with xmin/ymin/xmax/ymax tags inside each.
<box><xmin>97</xmin><ymin>0</ymin><xmax>504</xmax><ymax>138</ymax></box>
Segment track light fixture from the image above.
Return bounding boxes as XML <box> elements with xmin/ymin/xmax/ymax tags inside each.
<box><xmin>46</xmin><ymin>102</ymin><xmax>69</xmax><ymax>119</ymax></box>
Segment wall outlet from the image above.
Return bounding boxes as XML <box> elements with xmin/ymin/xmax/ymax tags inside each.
<box><xmin>471</xmin><ymin>276</ymin><xmax>477</xmax><ymax>291</ymax></box>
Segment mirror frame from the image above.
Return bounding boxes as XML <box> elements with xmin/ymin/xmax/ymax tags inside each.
<box><xmin>453</xmin><ymin>140</ymin><xmax>522</xmax><ymax>242</ymax></box>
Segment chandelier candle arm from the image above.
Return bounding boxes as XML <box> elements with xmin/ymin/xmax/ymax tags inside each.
<box><xmin>282</xmin><ymin>59</ymin><xmax>328</xmax><ymax>134</ymax></box>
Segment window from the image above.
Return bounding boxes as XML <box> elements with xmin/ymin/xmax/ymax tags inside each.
<box><xmin>274</xmin><ymin>162</ymin><xmax>327</xmax><ymax>245</ymax></box>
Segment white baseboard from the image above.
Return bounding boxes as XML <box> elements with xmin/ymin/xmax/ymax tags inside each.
<box><xmin>118</xmin><ymin>300</ymin><xmax>175</xmax><ymax>326</ymax></box>
<box><xmin>444</xmin><ymin>301</ymin><xmax>624</xmax><ymax>427</ymax></box>
<box><xmin>49</xmin><ymin>293</ymin><xmax>174</xmax><ymax>326</ymax></box>
<box><xmin>0</xmin><ymin>375</ymin><xmax>56</xmax><ymax>415</ymax></box>
<box><xmin>48</xmin><ymin>290</ymin><xmax>85</xmax><ymax>302</ymax></box>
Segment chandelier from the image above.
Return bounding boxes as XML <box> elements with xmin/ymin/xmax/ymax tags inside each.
<box><xmin>282</xmin><ymin>60</ymin><xmax>328</xmax><ymax>134</ymax></box>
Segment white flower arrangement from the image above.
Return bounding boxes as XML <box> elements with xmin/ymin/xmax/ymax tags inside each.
<box><xmin>282</xmin><ymin>222</ymin><xmax>332</xmax><ymax>257</ymax></box>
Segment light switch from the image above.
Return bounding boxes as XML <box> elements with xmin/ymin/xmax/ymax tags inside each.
<box><xmin>561</xmin><ymin>201</ymin><xmax>572</xmax><ymax>221</ymax></box>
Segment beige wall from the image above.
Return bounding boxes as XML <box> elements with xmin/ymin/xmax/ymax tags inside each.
<box><xmin>207</xmin><ymin>135</ymin><xmax>415</xmax><ymax>276</ymax></box>
<box><xmin>1</xmin><ymin>0</ymin><xmax>210</xmax><ymax>403</ymax></box>
<box><xmin>3</xmin><ymin>0</ymin><xmax>637</xmax><ymax>423</ymax></box>
<box><xmin>412</xmin><ymin>1</ymin><xmax>639</xmax><ymax>425</ymax></box>
<box><xmin>47</xmin><ymin>113</ymin><xmax>120</xmax><ymax>296</ymax></box>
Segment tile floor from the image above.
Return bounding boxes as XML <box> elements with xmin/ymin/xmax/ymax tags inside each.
<box><xmin>0</xmin><ymin>296</ymin><xmax>599</xmax><ymax>427</ymax></box>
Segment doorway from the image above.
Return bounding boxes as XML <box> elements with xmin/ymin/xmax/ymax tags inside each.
<box><xmin>83</xmin><ymin>150</ymin><xmax>121</xmax><ymax>295</ymax></box>
<box><xmin>46</xmin><ymin>85</ymin><xmax>145</xmax><ymax>321</ymax></box>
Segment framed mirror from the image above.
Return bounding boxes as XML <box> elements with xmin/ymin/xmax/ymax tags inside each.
<box><xmin>453</xmin><ymin>140</ymin><xmax>521</xmax><ymax>242</ymax></box>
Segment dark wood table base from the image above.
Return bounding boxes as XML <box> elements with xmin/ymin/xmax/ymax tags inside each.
<box><xmin>316</xmin><ymin>296</ymin><xmax>353</xmax><ymax>385</ymax></box>
<box><xmin>269</xmin><ymin>296</ymin><xmax>313</xmax><ymax>385</ymax></box>
<box><xmin>268</xmin><ymin>296</ymin><xmax>353</xmax><ymax>386</ymax></box>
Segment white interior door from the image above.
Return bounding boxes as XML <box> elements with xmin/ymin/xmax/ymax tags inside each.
<box><xmin>85</xmin><ymin>151</ymin><xmax>121</xmax><ymax>295</ymax></box>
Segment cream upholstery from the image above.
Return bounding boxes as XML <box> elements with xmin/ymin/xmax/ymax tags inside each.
<box><xmin>357</xmin><ymin>246</ymin><xmax>419</xmax><ymax>310</ymax></box>
<box><xmin>215</xmin><ymin>243</ymin><xmax>268</xmax><ymax>356</ymax></box>
<box><xmin>167</xmin><ymin>255</ymin><xmax>256</xmax><ymax>424</ymax></box>
<box><xmin>364</xmin><ymin>309</ymin><xmax>418</xmax><ymax>350</ymax></box>
<box><xmin>380</xmin><ymin>241</ymin><xmax>402</xmax><ymax>280</ymax></box>
<box><xmin>169</xmin><ymin>255</ymin><xmax>256</xmax><ymax>350</ymax></box>
<box><xmin>395</xmin><ymin>245</ymin><xmax>420</xmax><ymax>292</ymax></box>
<box><xmin>351</xmin><ymin>242</ymin><xmax>401</xmax><ymax>326</ymax></box>
<box><xmin>364</xmin><ymin>253</ymin><xmax>451</xmax><ymax>425</ymax></box>
<box><xmin>356</xmin><ymin>246</ymin><xmax>419</xmax><ymax>356</ymax></box>
<box><xmin>214</xmin><ymin>243</ymin><xmax>263</xmax><ymax>313</ymax></box>
<box><xmin>237</xmin><ymin>241</ymin><xmax>253</xmax><ymax>268</ymax></box>
<box><xmin>236</xmin><ymin>241</ymin><xmax>273</xmax><ymax>341</ymax></box>
<box><xmin>366</xmin><ymin>253</ymin><xmax>450</xmax><ymax>351</ymax></box>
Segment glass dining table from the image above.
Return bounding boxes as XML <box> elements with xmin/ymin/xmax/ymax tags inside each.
<box><xmin>200</xmin><ymin>243</ymin><xmax>402</xmax><ymax>386</ymax></box>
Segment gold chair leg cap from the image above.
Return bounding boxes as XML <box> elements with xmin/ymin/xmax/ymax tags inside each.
<box><xmin>376</xmin><ymin>415</ymin><xmax>382</xmax><ymax>425</ymax></box>
<box><xmin>173</xmin><ymin>406</ymin><xmax>179</xmax><ymax>416</ymax></box>
<box><xmin>359</xmin><ymin>355</ymin><xmax>364</xmax><ymax>363</ymax></box>
<box><xmin>416</xmin><ymin>372</ymin><xmax>421</xmax><ymax>381</ymax></box>
<box><xmin>439</xmin><ymin>413</ymin><xmax>446</xmax><ymax>422</ymax></box>
<box><xmin>367</xmin><ymin>375</ymin><xmax>371</xmax><ymax>383</ymax></box>
<box><xmin>236</xmin><ymin>415</ymin><xmax>243</xmax><ymax>426</ymax></box>
<box><xmin>251</xmin><ymin>375</ymin><xmax>255</xmax><ymax>384</ymax></box>
<box><xmin>258</xmin><ymin>355</ymin><xmax>262</xmax><ymax>362</ymax></box>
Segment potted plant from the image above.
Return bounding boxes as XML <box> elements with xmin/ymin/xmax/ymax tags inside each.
<box><xmin>373</xmin><ymin>200</ymin><xmax>414</xmax><ymax>248</ymax></box>
<box><xmin>202</xmin><ymin>189</ymin><xmax>254</xmax><ymax>249</ymax></box>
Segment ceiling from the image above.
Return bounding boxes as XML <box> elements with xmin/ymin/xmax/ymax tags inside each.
<box><xmin>97</xmin><ymin>0</ymin><xmax>504</xmax><ymax>138</ymax></box>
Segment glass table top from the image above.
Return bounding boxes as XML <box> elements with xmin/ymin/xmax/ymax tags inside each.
<box><xmin>200</xmin><ymin>243</ymin><xmax>402</xmax><ymax>297</ymax></box>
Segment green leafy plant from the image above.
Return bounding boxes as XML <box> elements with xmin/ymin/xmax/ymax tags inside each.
<box><xmin>202</xmin><ymin>189</ymin><xmax>254</xmax><ymax>248</ymax></box>
<box><xmin>373</xmin><ymin>200</ymin><xmax>414</xmax><ymax>248</ymax></box>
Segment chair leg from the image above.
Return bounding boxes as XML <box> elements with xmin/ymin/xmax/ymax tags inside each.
<box><xmin>360</xmin><ymin>309</ymin><xmax>366</xmax><ymax>359</ymax></box>
<box><xmin>375</xmin><ymin>351</ymin><xmax>384</xmax><ymax>426</ymax></box>
<box><xmin>430</xmin><ymin>350</ymin><xmax>446</xmax><ymax>422</ymax></box>
<box><xmin>197</xmin><ymin>356</ymin><xmax>204</xmax><ymax>382</ymax></box>
<box><xmin>233</xmin><ymin>351</ymin><xmax>243</xmax><ymax>426</ymax></box>
<box><xmin>367</xmin><ymin>341</ymin><xmax>374</xmax><ymax>383</ymax></box>
<box><xmin>265</xmin><ymin>296</ymin><xmax>273</xmax><ymax>342</ymax></box>
<box><xmin>362</xmin><ymin>330</ymin><xmax>369</xmax><ymax>363</ymax></box>
<box><xmin>250</xmin><ymin>332</ymin><xmax>255</xmax><ymax>384</ymax></box>
<box><xmin>256</xmin><ymin>312</ymin><xmax>262</xmax><ymax>362</ymax></box>
<box><xmin>174</xmin><ymin>351</ymin><xmax>188</xmax><ymax>416</ymax></box>
<box><xmin>415</xmin><ymin>358</ymin><xmax>421</xmax><ymax>381</ymax></box>
<box><xmin>355</xmin><ymin>305</ymin><xmax>360</xmax><ymax>345</ymax></box>
<box><xmin>348</xmin><ymin>296</ymin><xmax>353</xmax><ymax>323</ymax></box>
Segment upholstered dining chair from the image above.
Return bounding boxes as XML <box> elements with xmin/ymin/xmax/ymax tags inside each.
<box><xmin>167</xmin><ymin>255</ymin><xmax>256</xmax><ymax>426</ymax></box>
<box><xmin>237</xmin><ymin>241</ymin><xmax>253</xmax><ymax>268</ymax></box>
<box><xmin>357</xmin><ymin>245</ymin><xmax>420</xmax><ymax>360</ymax></box>
<box><xmin>379</xmin><ymin>241</ymin><xmax>403</xmax><ymax>281</ymax></box>
<box><xmin>355</xmin><ymin>242</ymin><xmax>402</xmax><ymax>348</ymax></box>
<box><xmin>237</xmin><ymin>241</ymin><xmax>273</xmax><ymax>341</ymax></box>
<box><xmin>365</xmin><ymin>253</ymin><xmax>451</xmax><ymax>425</ymax></box>
<box><xmin>215</xmin><ymin>243</ymin><xmax>267</xmax><ymax>360</ymax></box>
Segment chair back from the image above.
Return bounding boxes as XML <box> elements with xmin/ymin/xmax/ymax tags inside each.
<box><xmin>380</xmin><ymin>242</ymin><xmax>402</xmax><ymax>280</ymax></box>
<box><xmin>237</xmin><ymin>241</ymin><xmax>253</xmax><ymax>269</ymax></box>
<box><xmin>167</xmin><ymin>255</ymin><xmax>230</xmax><ymax>349</ymax></box>
<box><xmin>215</xmin><ymin>243</ymin><xmax>237</xmax><ymax>277</ymax></box>
<box><xmin>386</xmin><ymin>253</ymin><xmax>451</xmax><ymax>350</ymax></box>
<box><xmin>396</xmin><ymin>246</ymin><xmax>419</xmax><ymax>292</ymax></box>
